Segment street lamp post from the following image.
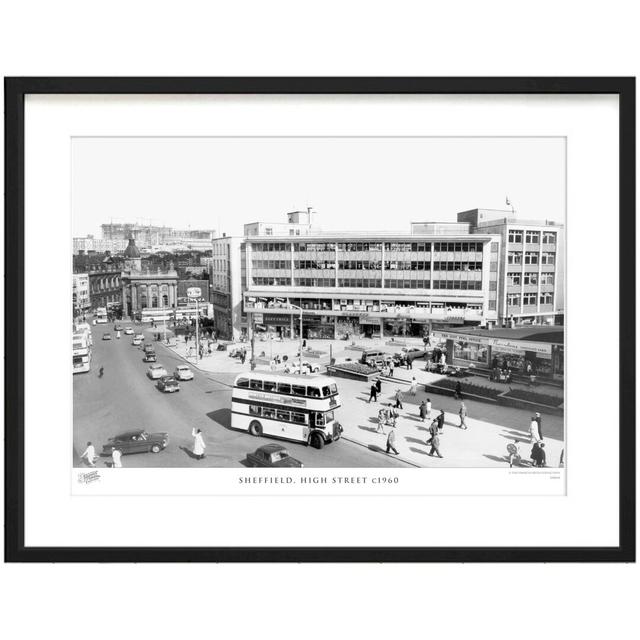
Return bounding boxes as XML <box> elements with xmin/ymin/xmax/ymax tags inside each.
<box><xmin>288</xmin><ymin>303</ymin><xmax>303</xmax><ymax>372</ymax></box>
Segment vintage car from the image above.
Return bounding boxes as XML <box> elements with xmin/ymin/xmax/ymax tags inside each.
<box><xmin>283</xmin><ymin>360</ymin><xmax>321</xmax><ymax>375</ymax></box>
<box><xmin>174</xmin><ymin>365</ymin><xmax>194</xmax><ymax>381</ymax></box>
<box><xmin>147</xmin><ymin>364</ymin><xmax>168</xmax><ymax>379</ymax></box>
<box><xmin>124</xmin><ymin>326</ymin><xmax>134</xmax><ymax>335</ymax></box>
<box><xmin>143</xmin><ymin>351</ymin><xmax>157</xmax><ymax>363</ymax></box>
<box><xmin>143</xmin><ymin>343</ymin><xmax>155</xmax><ymax>354</ymax></box>
<box><xmin>101</xmin><ymin>429</ymin><xmax>169</xmax><ymax>456</ymax></box>
<box><xmin>157</xmin><ymin>375</ymin><xmax>180</xmax><ymax>393</ymax></box>
<box><xmin>102</xmin><ymin>332</ymin><xmax>112</xmax><ymax>340</ymax></box>
<box><xmin>114</xmin><ymin>324</ymin><xmax>123</xmax><ymax>332</ymax></box>
<box><xmin>132</xmin><ymin>336</ymin><xmax>143</xmax><ymax>346</ymax></box>
<box><xmin>392</xmin><ymin>346</ymin><xmax>427</xmax><ymax>365</ymax></box>
<box><xmin>246</xmin><ymin>444</ymin><xmax>304</xmax><ymax>468</ymax></box>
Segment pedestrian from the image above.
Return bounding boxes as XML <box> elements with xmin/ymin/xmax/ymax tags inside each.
<box><xmin>368</xmin><ymin>382</ymin><xmax>378</xmax><ymax>403</ymax></box>
<box><xmin>529</xmin><ymin>416</ymin><xmax>541</xmax><ymax>443</ymax></box>
<box><xmin>458</xmin><ymin>402</ymin><xmax>468</xmax><ymax>429</ymax></box>
<box><xmin>241</xmin><ymin>351</ymin><xmax>246</xmax><ymax>365</ymax></box>
<box><xmin>389</xmin><ymin>360</ymin><xmax>394</xmax><ymax>377</ymax></box>
<box><xmin>436</xmin><ymin>408</ymin><xmax>445</xmax><ymax>433</ymax></box>
<box><xmin>410</xmin><ymin>376</ymin><xmax>417</xmax><ymax>396</ymax></box>
<box><xmin>192</xmin><ymin>428</ymin><xmax>206</xmax><ymax>460</ymax></box>
<box><xmin>506</xmin><ymin>439</ymin><xmax>522</xmax><ymax>467</ymax></box>
<box><xmin>80</xmin><ymin>441</ymin><xmax>96</xmax><ymax>467</ymax></box>
<box><xmin>426</xmin><ymin>419</ymin><xmax>438</xmax><ymax>445</ymax></box>
<box><xmin>394</xmin><ymin>388</ymin><xmax>403</xmax><ymax>410</ymax></box>
<box><xmin>454</xmin><ymin>380</ymin><xmax>462</xmax><ymax>399</ymax></box>
<box><xmin>98</xmin><ymin>366</ymin><xmax>104</xmax><ymax>378</ymax></box>
<box><xmin>386</xmin><ymin>428</ymin><xmax>399</xmax><ymax>455</ymax></box>
<box><xmin>428</xmin><ymin>433</ymin><xmax>443</xmax><ymax>458</ymax></box>
<box><xmin>111</xmin><ymin>447</ymin><xmax>122</xmax><ymax>468</ymax></box>
<box><xmin>534</xmin><ymin>412</ymin><xmax>543</xmax><ymax>440</ymax></box>
<box><xmin>531</xmin><ymin>442</ymin><xmax>546</xmax><ymax>467</ymax></box>
<box><xmin>377</xmin><ymin>408</ymin><xmax>386</xmax><ymax>434</ymax></box>
<box><xmin>407</xmin><ymin>357</ymin><xmax>413</xmax><ymax>370</ymax></box>
<box><xmin>375</xmin><ymin>377</ymin><xmax>382</xmax><ymax>394</ymax></box>
<box><xmin>419</xmin><ymin>400</ymin><xmax>428</xmax><ymax>422</ymax></box>
<box><xmin>426</xmin><ymin>398</ymin><xmax>432</xmax><ymax>421</ymax></box>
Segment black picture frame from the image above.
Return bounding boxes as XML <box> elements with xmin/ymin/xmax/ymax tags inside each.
<box><xmin>4</xmin><ymin>77</ymin><xmax>635</xmax><ymax>563</ymax></box>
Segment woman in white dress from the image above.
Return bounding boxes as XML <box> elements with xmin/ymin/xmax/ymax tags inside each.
<box><xmin>410</xmin><ymin>376</ymin><xmax>417</xmax><ymax>396</ymax></box>
<box><xmin>529</xmin><ymin>417</ymin><xmax>541</xmax><ymax>443</ymax></box>
<box><xmin>192</xmin><ymin>428</ymin><xmax>206</xmax><ymax>460</ymax></box>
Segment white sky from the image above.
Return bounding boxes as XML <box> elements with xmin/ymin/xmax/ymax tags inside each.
<box><xmin>72</xmin><ymin>137</ymin><xmax>565</xmax><ymax>237</ymax></box>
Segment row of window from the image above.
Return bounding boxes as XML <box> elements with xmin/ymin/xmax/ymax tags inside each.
<box><xmin>507</xmin><ymin>272</ymin><xmax>555</xmax><ymax>286</ymax></box>
<box><xmin>237</xmin><ymin>376</ymin><xmax>337</xmax><ymax>397</ymax></box>
<box><xmin>252</xmin><ymin>277</ymin><xmax>292</xmax><ymax>286</ymax></box>
<box><xmin>507</xmin><ymin>251</ymin><xmax>556</xmax><ymax>265</ymax></box>
<box><xmin>252</xmin><ymin>260</ymin><xmax>290</xmax><ymax>270</ymax></box>
<box><xmin>295</xmin><ymin>260</ymin><xmax>335</xmax><ymax>270</ymax></box>
<box><xmin>432</xmin><ymin>281</ymin><xmax>483</xmax><ymax>290</ymax></box>
<box><xmin>251</xmin><ymin>241</ymin><xmax>487</xmax><ymax>253</ymax></box>
<box><xmin>508</xmin><ymin>230</ymin><xmax>557</xmax><ymax>244</ymax></box>
<box><xmin>507</xmin><ymin>293</ymin><xmax>554</xmax><ymax>306</ymax></box>
<box><xmin>296</xmin><ymin>278</ymin><xmax>337</xmax><ymax>287</ymax></box>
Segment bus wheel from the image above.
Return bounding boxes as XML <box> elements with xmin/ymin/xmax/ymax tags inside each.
<box><xmin>311</xmin><ymin>432</ymin><xmax>325</xmax><ymax>450</ymax></box>
<box><xmin>249</xmin><ymin>421</ymin><xmax>262</xmax><ymax>437</ymax></box>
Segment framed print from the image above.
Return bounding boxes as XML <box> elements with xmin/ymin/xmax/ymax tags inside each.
<box><xmin>4</xmin><ymin>77</ymin><xmax>635</xmax><ymax>562</ymax></box>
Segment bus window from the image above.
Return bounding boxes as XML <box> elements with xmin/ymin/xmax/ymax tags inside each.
<box><xmin>249</xmin><ymin>405</ymin><xmax>262</xmax><ymax>416</ymax></box>
<box><xmin>314</xmin><ymin>413</ymin><xmax>325</xmax><ymax>427</ymax></box>
<box><xmin>321</xmin><ymin>386</ymin><xmax>331</xmax><ymax>397</ymax></box>
<box><xmin>291</xmin><ymin>412</ymin><xmax>307</xmax><ymax>425</ymax></box>
<box><xmin>250</xmin><ymin>379</ymin><xmax>263</xmax><ymax>390</ymax></box>
<box><xmin>262</xmin><ymin>408</ymin><xmax>275</xmax><ymax>419</ymax></box>
<box><xmin>277</xmin><ymin>382</ymin><xmax>291</xmax><ymax>394</ymax></box>
<box><xmin>236</xmin><ymin>377</ymin><xmax>250</xmax><ymax>388</ymax></box>
<box><xmin>292</xmin><ymin>385</ymin><xmax>306</xmax><ymax>396</ymax></box>
<box><xmin>277</xmin><ymin>410</ymin><xmax>290</xmax><ymax>422</ymax></box>
<box><xmin>263</xmin><ymin>380</ymin><xmax>277</xmax><ymax>392</ymax></box>
<box><xmin>307</xmin><ymin>387</ymin><xmax>321</xmax><ymax>398</ymax></box>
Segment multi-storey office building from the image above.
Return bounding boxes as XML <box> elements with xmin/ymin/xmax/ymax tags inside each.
<box><xmin>211</xmin><ymin>210</ymin><xmax>564</xmax><ymax>341</ymax></box>
<box><xmin>457</xmin><ymin>209</ymin><xmax>564</xmax><ymax>325</ymax></box>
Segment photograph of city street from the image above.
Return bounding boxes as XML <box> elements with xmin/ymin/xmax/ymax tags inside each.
<box><xmin>73</xmin><ymin>137</ymin><xmax>565</xmax><ymax>470</ymax></box>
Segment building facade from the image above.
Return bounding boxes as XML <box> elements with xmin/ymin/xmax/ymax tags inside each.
<box><xmin>119</xmin><ymin>238</ymin><xmax>179</xmax><ymax>318</ymax></box>
<box><xmin>211</xmin><ymin>209</ymin><xmax>564</xmax><ymax>341</ymax></box>
<box><xmin>87</xmin><ymin>256</ymin><xmax>123</xmax><ymax>310</ymax></box>
<box><xmin>72</xmin><ymin>273</ymin><xmax>90</xmax><ymax>314</ymax></box>
<box><xmin>457</xmin><ymin>209</ymin><xmax>564</xmax><ymax>325</ymax></box>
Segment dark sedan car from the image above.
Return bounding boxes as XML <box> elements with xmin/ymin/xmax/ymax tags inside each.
<box><xmin>143</xmin><ymin>351</ymin><xmax>157</xmax><ymax>362</ymax></box>
<box><xmin>101</xmin><ymin>429</ymin><xmax>168</xmax><ymax>456</ymax></box>
<box><xmin>157</xmin><ymin>375</ymin><xmax>180</xmax><ymax>393</ymax></box>
<box><xmin>246</xmin><ymin>444</ymin><xmax>304</xmax><ymax>468</ymax></box>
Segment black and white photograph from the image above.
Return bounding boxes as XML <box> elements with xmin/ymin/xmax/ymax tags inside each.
<box><xmin>72</xmin><ymin>136</ymin><xmax>566</xmax><ymax>476</ymax></box>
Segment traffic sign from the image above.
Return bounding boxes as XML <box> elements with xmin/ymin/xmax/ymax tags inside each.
<box><xmin>187</xmin><ymin>287</ymin><xmax>202</xmax><ymax>299</ymax></box>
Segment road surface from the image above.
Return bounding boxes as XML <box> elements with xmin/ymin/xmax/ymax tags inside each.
<box><xmin>73</xmin><ymin>323</ymin><xmax>410</xmax><ymax>469</ymax></box>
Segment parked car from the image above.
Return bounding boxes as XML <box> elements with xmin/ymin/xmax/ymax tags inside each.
<box><xmin>393</xmin><ymin>346</ymin><xmax>427</xmax><ymax>364</ymax></box>
<box><xmin>147</xmin><ymin>364</ymin><xmax>168</xmax><ymax>379</ymax></box>
<box><xmin>174</xmin><ymin>365</ymin><xmax>194</xmax><ymax>381</ymax></box>
<box><xmin>102</xmin><ymin>332</ymin><xmax>112</xmax><ymax>340</ymax></box>
<box><xmin>246</xmin><ymin>444</ymin><xmax>304</xmax><ymax>468</ymax></box>
<box><xmin>284</xmin><ymin>360</ymin><xmax>321</xmax><ymax>374</ymax></box>
<box><xmin>101</xmin><ymin>429</ymin><xmax>168</xmax><ymax>456</ymax></box>
<box><xmin>143</xmin><ymin>351</ymin><xmax>157</xmax><ymax>363</ymax></box>
<box><xmin>124</xmin><ymin>327</ymin><xmax>134</xmax><ymax>335</ymax></box>
<box><xmin>157</xmin><ymin>375</ymin><xmax>180</xmax><ymax>393</ymax></box>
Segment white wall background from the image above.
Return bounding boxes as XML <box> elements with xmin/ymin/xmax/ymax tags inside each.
<box><xmin>1</xmin><ymin>2</ymin><xmax>638</xmax><ymax>640</ymax></box>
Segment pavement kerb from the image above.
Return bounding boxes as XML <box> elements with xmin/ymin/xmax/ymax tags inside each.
<box><xmin>339</xmin><ymin>434</ymin><xmax>421</xmax><ymax>468</ymax></box>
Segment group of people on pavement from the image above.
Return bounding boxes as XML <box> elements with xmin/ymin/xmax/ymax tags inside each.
<box><xmin>366</xmin><ymin>375</ymin><xmax>474</xmax><ymax>460</ymax></box>
<box><xmin>506</xmin><ymin>412</ymin><xmax>547</xmax><ymax>467</ymax></box>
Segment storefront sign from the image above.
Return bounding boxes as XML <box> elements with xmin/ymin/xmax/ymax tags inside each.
<box><xmin>433</xmin><ymin>330</ymin><xmax>553</xmax><ymax>355</ymax></box>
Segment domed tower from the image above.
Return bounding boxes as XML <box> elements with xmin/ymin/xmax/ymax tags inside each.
<box><xmin>123</xmin><ymin>236</ymin><xmax>141</xmax><ymax>272</ymax></box>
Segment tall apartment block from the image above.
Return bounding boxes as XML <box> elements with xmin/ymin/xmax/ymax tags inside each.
<box><xmin>210</xmin><ymin>209</ymin><xmax>564</xmax><ymax>341</ymax></box>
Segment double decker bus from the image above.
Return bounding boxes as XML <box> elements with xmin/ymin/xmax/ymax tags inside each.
<box><xmin>72</xmin><ymin>332</ymin><xmax>92</xmax><ymax>374</ymax></box>
<box><xmin>231</xmin><ymin>372</ymin><xmax>342</xmax><ymax>449</ymax></box>
<box><xmin>94</xmin><ymin>307</ymin><xmax>108</xmax><ymax>324</ymax></box>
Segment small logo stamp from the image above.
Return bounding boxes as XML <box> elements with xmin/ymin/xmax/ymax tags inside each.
<box><xmin>77</xmin><ymin>470</ymin><xmax>101</xmax><ymax>484</ymax></box>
